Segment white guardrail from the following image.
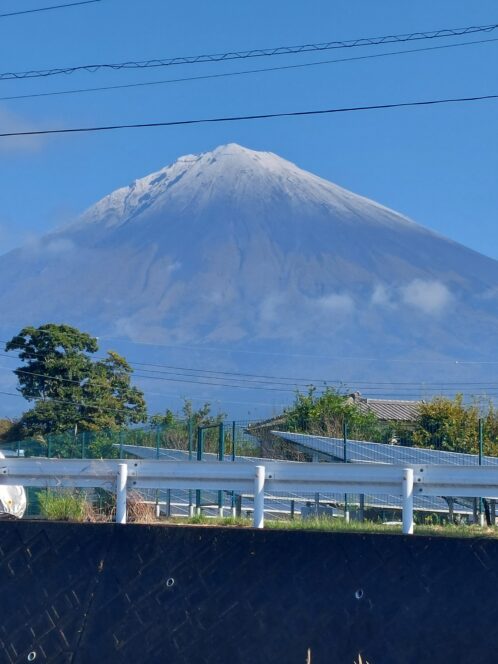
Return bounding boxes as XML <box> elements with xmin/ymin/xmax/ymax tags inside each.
<box><xmin>1</xmin><ymin>459</ymin><xmax>498</xmax><ymax>534</ymax></box>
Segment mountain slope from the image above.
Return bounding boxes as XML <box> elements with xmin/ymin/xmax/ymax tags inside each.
<box><xmin>0</xmin><ymin>143</ymin><xmax>497</xmax><ymax>412</ymax></box>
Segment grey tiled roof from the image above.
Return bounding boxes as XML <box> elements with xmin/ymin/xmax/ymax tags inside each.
<box><xmin>353</xmin><ymin>397</ymin><xmax>421</xmax><ymax>421</ymax></box>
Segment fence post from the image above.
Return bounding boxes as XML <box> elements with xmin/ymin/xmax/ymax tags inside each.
<box><xmin>155</xmin><ymin>426</ymin><xmax>161</xmax><ymax>518</ymax></box>
<box><xmin>196</xmin><ymin>428</ymin><xmax>203</xmax><ymax>514</ymax></box>
<box><xmin>359</xmin><ymin>494</ymin><xmax>365</xmax><ymax>523</ymax></box>
<box><xmin>478</xmin><ymin>418</ymin><xmax>485</xmax><ymax>526</ymax></box>
<box><xmin>188</xmin><ymin>419</ymin><xmax>193</xmax><ymax>517</ymax></box>
<box><xmin>218</xmin><ymin>423</ymin><xmax>225</xmax><ymax>517</ymax></box>
<box><xmin>231</xmin><ymin>421</ymin><xmax>236</xmax><ymax>516</ymax></box>
<box><xmin>116</xmin><ymin>463</ymin><xmax>128</xmax><ymax>524</ymax></box>
<box><xmin>253</xmin><ymin>465</ymin><xmax>265</xmax><ymax>529</ymax></box>
<box><xmin>343</xmin><ymin>418</ymin><xmax>349</xmax><ymax>522</ymax></box>
<box><xmin>402</xmin><ymin>468</ymin><xmax>414</xmax><ymax>535</ymax></box>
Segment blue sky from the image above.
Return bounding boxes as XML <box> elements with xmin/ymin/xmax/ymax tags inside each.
<box><xmin>0</xmin><ymin>0</ymin><xmax>497</xmax><ymax>258</ymax></box>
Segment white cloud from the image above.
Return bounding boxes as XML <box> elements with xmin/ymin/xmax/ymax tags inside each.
<box><xmin>0</xmin><ymin>106</ymin><xmax>44</xmax><ymax>154</ymax></box>
<box><xmin>167</xmin><ymin>261</ymin><xmax>181</xmax><ymax>273</ymax></box>
<box><xmin>401</xmin><ymin>279</ymin><xmax>453</xmax><ymax>314</ymax></box>
<box><xmin>46</xmin><ymin>238</ymin><xmax>75</xmax><ymax>254</ymax></box>
<box><xmin>371</xmin><ymin>284</ymin><xmax>394</xmax><ymax>307</ymax></box>
<box><xmin>315</xmin><ymin>293</ymin><xmax>355</xmax><ymax>315</ymax></box>
<box><xmin>481</xmin><ymin>287</ymin><xmax>498</xmax><ymax>301</ymax></box>
<box><xmin>260</xmin><ymin>294</ymin><xmax>285</xmax><ymax>323</ymax></box>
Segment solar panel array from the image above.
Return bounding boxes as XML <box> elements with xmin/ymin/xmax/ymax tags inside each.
<box><xmin>271</xmin><ymin>431</ymin><xmax>498</xmax><ymax>515</ymax></box>
<box><xmin>272</xmin><ymin>431</ymin><xmax>498</xmax><ymax>466</ymax></box>
<box><xmin>122</xmin><ymin>443</ymin><xmax>475</xmax><ymax>517</ymax></box>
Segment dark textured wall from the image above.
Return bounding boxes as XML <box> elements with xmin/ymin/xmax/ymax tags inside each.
<box><xmin>0</xmin><ymin>521</ymin><xmax>497</xmax><ymax>663</ymax></box>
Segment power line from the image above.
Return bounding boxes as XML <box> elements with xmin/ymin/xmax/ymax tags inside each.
<box><xmin>2</xmin><ymin>352</ymin><xmax>498</xmax><ymax>396</ymax></box>
<box><xmin>96</xmin><ymin>334</ymin><xmax>498</xmax><ymax>364</ymax></box>
<box><xmin>0</xmin><ymin>353</ymin><xmax>313</xmax><ymax>390</ymax></box>
<box><xmin>2</xmin><ymin>37</ymin><xmax>496</xmax><ymax>104</ymax></box>
<box><xmin>0</xmin><ymin>389</ymin><xmax>145</xmax><ymax>417</ymax></box>
<box><xmin>4</xmin><ymin>332</ymin><xmax>498</xmax><ymax>367</ymax></box>
<box><xmin>0</xmin><ymin>0</ymin><xmax>102</xmax><ymax>19</ymax></box>
<box><xmin>1</xmin><ymin>21</ymin><xmax>496</xmax><ymax>80</ymax></box>
<box><xmin>1</xmin><ymin>93</ymin><xmax>497</xmax><ymax>140</ymax></box>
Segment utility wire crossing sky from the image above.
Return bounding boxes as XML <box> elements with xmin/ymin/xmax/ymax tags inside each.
<box><xmin>1</xmin><ymin>20</ymin><xmax>496</xmax><ymax>79</ymax></box>
<box><xmin>1</xmin><ymin>93</ymin><xmax>497</xmax><ymax>139</ymax></box>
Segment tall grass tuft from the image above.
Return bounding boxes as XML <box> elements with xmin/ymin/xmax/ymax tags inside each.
<box><xmin>38</xmin><ymin>490</ymin><xmax>88</xmax><ymax>522</ymax></box>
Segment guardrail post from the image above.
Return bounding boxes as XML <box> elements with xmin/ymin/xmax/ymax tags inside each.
<box><xmin>116</xmin><ymin>463</ymin><xmax>128</xmax><ymax>524</ymax></box>
<box><xmin>218</xmin><ymin>422</ymin><xmax>225</xmax><ymax>516</ymax></box>
<box><xmin>402</xmin><ymin>468</ymin><xmax>414</xmax><ymax>535</ymax></box>
<box><xmin>253</xmin><ymin>465</ymin><xmax>265</xmax><ymax>529</ymax></box>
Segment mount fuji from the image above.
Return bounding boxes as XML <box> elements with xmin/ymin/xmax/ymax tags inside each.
<box><xmin>1</xmin><ymin>143</ymin><xmax>497</xmax><ymax>415</ymax></box>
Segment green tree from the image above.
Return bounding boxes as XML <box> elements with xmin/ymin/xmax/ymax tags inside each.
<box><xmin>412</xmin><ymin>394</ymin><xmax>477</xmax><ymax>452</ymax></box>
<box><xmin>182</xmin><ymin>399</ymin><xmax>225</xmax><ymax>428</ymax></box>
<box><xmin>412</xmin><ymin>395</ymin><xmax>498</xmax><ymax>455</ymax></box>
<box><xmin>284</xmin><ymin>387</ymin><xmax>380</xmax><ymax>438</ymax></box>
<box><xmin>0</xmin><ymin>418</ymin><xmax>22</xmax><ymax>442</ymax></box>
<box><xmin>6</xmin><ymin>323</ymin><xmax>147</xmax><ymax>438</ymax></box>
<box><xmin>149</xmin><ymin>409</ymin><xmax>176</xmax><ymax>428</ymax></box>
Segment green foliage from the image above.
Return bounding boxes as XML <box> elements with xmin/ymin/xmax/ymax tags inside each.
<box><xmin>188</xmin><ymin>513</ymin><xmax>208</xmax><ymax>525</ymax></box>
<box><xmin>0</xmin><ymin>418</ymin><xmax>22</xmax><ymax>442</ymax></box>
<box><xmin>412</xmin><ymin>395</ymin><xmax>498</xmax><ymax>454</ymax></box>
<box><xmin>5</xmin><ymin>323</ymin><xmax>147</xmax><ymax>438</ymax></box>
<box><xmin>181</xmin><ymin>400</ymin><xmax>226</xmax><ymax>428</ymax></box>
<box><xmin>148</xmin><ymin>400</ymin><xmax>227</xmax><ymax>454</ymax></box>
<box><xmin>149</xmin><ymin>409</ymin><xmax>176</xmax><ymax>428</ymax></box>
<box><xmin>38</xmin><ymin>490</ymin><xmax>87</xmax><ymax>521</ymax></box>
<box><xmin>86</xmin><ymin>431</ymin><xmax>120</xmax><ymax>459</ymax></box>
<box><xmin>283</xmin><ymin>387</ymin><xmax>380</xmax><ymax>438</ymax></box>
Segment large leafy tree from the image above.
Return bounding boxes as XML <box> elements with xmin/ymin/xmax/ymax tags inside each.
<box><xmin>6</xmin><ymin>324</ymin><xmax>147</xmax><ymax>436</ymax></box>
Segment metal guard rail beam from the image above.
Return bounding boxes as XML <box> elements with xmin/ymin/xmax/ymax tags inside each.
<box><xmin>1</xmin><ymin>459</ymin><xmax>498</xmax><ymax>533</ymax></box>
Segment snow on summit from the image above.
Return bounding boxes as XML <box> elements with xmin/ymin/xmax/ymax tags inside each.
<box><xmin>79</xmin><ymin>143</ymin><xmax>419</xmax><ymax>234</ymax></box>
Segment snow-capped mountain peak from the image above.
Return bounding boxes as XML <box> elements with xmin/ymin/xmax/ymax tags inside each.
<box><xmin>0</xmin><ymin>143</ymin><xmax>497</xmax><ymax>410</ymax></box>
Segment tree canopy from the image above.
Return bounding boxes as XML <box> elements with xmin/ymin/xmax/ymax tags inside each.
<box><xmin>283</xmin><ymin>387</ymin><xmax>380</xmax><ymax>438</ymax></box>
<box><xmin>412</xmin><ymin>395</ymin><xmax>498</xmax><ymax>455</ymax></box>
<box><xmin>6</xmin><ymin>323</ymin><xmax>147</xmax><ymax>436</ymax></box>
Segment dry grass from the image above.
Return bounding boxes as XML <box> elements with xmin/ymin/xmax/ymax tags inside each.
<box><xmin>355</xmin><ymin>656</ymin><xmax>370</xmax><ymax>664</ymax></box>
<box><xmin>38</xmin><ymin>489</ymin><xmax>160</xmax><ymax>524</ymax></box>
<box><xmin>126</xmin><ymin>491</ymin><xmax>157</xmax><ymax>523</ymax></box>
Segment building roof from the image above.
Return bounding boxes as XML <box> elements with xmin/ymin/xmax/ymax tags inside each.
<box><xmin>348</xmin><ymin>393</ymin><xmax>421</xmax><ymax>421</ymax></box>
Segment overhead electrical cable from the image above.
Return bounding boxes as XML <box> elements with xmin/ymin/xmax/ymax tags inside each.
<box><xmin>0</xmin><ymin>355</ymin><xmax>314</xmax><ymax>390</ymax></box>
<box><xmin>4</xmin><ymin>333</ymin><xmax>498</xmax><ymax>366</ymax></box>
<box><xmin>2</xmin><ymin>37</ymin><xmax>497</xmax><ymax>104</ymax></box>
<box><xmin>2</xmin><ymin>354</ymin><xmax>498</xmax><ymax>396</ymax></box>
<box><xmin>0</xmin><ymin>21</ymin><xmax>496</xmax><ymax>80</ymax></box>
<box><xmin>0</xmin><ymin>340</ymin><xmax>498</xmax><ymax>376</ymax></box>
<box><xmin>1</xmin><ymin>93</ymin><xmax>497</xmax><ymax>140</ymax></box>
<box><xmin>0</xmin><ymin>389</ymin><xmax>146</xmax><ymax>417</ymax></box>
<box><xmin>0</xmin><ymin>0</ymin><xmax>102</xmax><ymax>19</ymax></box>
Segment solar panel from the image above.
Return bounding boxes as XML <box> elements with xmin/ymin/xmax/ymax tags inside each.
<box><xmin>270</xmin><ymin>431</ymin><xmax>493</xmax><ymax>514</ymax></box>
<box><xmin>272</xmin><ymin>431</ymin><xmax>498</xmax><ymax>467</ymax></box>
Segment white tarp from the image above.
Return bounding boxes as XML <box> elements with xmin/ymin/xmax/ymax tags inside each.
<box><xmin>0</xmin><ymin>451</ymin><xmax>26</xmax><ymax>518</ymax></box>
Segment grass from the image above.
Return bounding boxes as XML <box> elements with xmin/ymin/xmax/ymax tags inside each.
<box><xmin>38</xmin><ymin>490</ymin><xmax>88</xmax><ymax>522</ymax></box>
<box><xmin>33</xmin><ymin>492</ymin><xmax>498</xmax><ymax>538</ymax></box>
<box><xmin>171</xmin><ymin>514</ymin><xmax>498</xmax><ymax>538</ymax></box>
